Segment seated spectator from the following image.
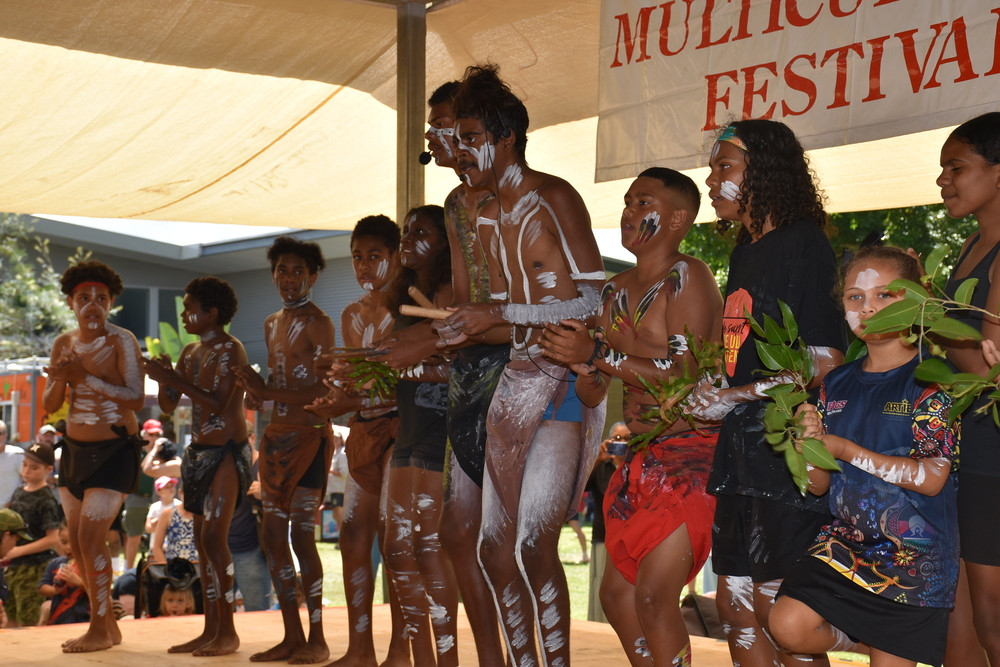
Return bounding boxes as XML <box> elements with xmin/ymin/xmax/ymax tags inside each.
<box><xmin>145</xmin><ymin>476</ymin><xmax>180</xmax><ymax>535</ymax></box>
<box><xmin>159</xmin><ymin>584</ymin><xmax>196</xmax><ymax>616</ymax></box>
<box><xmin>150</xmin><ymin>487</ymin><xmax>197</xmax><ymax>564</ymax></box>
<box><xmin>39</xmin><ymin>521</ymin><xmax>89</xmax><ymax>625</ymax></box>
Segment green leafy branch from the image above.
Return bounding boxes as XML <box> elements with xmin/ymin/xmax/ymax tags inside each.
<box><xmin>342</xmin><ymin>358</ymin><xmax>399</xmax><ymax>401</ymax></box>
<box><xmin>629</xmin><ymin>332</ymin><xmax>722</xmax><ymax>453</ymax></box>
<box><xmin>860</xmin><ymin>244</ymin><xmax>998</xmax><ymax>423</ymax></box>
<box><xmin>750</xmin><ymin>301</ymin><xmax>841</xmax><ymax>496</ymax></box>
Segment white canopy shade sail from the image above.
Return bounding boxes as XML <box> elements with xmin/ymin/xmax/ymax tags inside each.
<box><xmin>0</xmin><ymin>0</ymin><xmax>966</xmax><ymax>232</ymax></box>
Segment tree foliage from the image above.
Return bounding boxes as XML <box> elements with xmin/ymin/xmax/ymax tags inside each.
<box><xmin>0</xmin><ymin>214</ymin><xmax>87</xmax><ymax>358</ymax></box>
<box><xmin>680</xmin><ymin>204</ymin><xmax>978</xmax><ymax>292</ymax></box>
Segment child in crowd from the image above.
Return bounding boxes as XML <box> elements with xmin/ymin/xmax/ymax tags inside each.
<box><xmin>43</xmin><ymin>260</ymin><xmax>145</xmax><ymax>652</ymax></box>
<box><xmin>150</xmin><ymin>486</ymin><xmax>198</xmax><ymax>564</ymax></box>
<box><xmin>145</xmin><ymin>476</ymin><xmax>180</xmax><ymax>535</ymax></box>
<box><xmin>145</xmin><ymin>276</ymin><xmax>252</xmax><ymax>656</ymax></box>
<box><xmin>541</xmin><ymin>167</ymin><xmax>723</xmax><ymax>666</ymax></box>
<box><xmin>935</xmin><ymin>111</ymin><xmax>1000</xmax><ymax>666</ymax></box>
<box><xmin>159</xmin><ymin>584</ymin><xmax>197</xmax><ymax>617</ymax></box>
<box><xmin>3</xmin><ymin>441</ymin><xmax>61</xmax><ymax>627</ymax></box>
<box><xmin>39</xmin><ymin>521</ymin><xmax>90</xmax><ymax>625</ymax></box>
<box><xmin>686</xmin><ymin>120</ymin><xmax>845</xmax><ymax>667</ymax></box>
<box><xmin>307</xmin><ymin>213</ymin><xmax>411</xmax><ymax>667</ymax></box>
<box><xmin>234</xmin><ymin>237</ymin><xmax>336</xmax><ymax>664</ymax></box>
<box><xmin>770</xmin><ymin>246</ymin><xmax>959</xmax><ymax>666</ymax></box>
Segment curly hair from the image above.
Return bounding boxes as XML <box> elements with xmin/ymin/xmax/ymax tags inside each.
<box><xmin>351</xmin><ymin>214</ymin><xmax>400</xmax><ymax>253</ymax></box>
<box><xmin>720</xmin><ymin>119</ymin><xmax>826</xmax><ymax>245</ymax></box>
<box><xmin>386</xmin><ymin>205</ymin><xmax>450</xmax><ymax>315</ymax></box>
<box><xmin>452</xmin><ymin>63</ymin><xmax>529</xmax><ymax>161</ymax></box>
<box><xmin>266</xmin><ymin>236</ymin><xmax>325</xmax><ymax>273</ymax></box>
<box><xmin>638</xmin><ymin>166</ymin><xmax>701</xmax><ymax>219</ymax></box>
<box><xmin>185</xmin><ymin>276</ymin><xmax>238</xmax><ymax>326</ymax></box>
<box><xmin>60</xmin><ymin>260</ymin><xmax>124</xmax><ymax>298</ymax></box>
<box><xmin>950</xmin><ymin>112</ymin><xmax>1000</xmax><ymax>165</ymax></box>
<box><xmin>840</xmin><ymin>245</ymin><xmax>922</xmax><ymax>298</ymax></box>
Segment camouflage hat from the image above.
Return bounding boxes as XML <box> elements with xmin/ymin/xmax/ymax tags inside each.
<box><xmin>0</xmin><ymin>508</ymin><xmax>31</xmax><ymax>541</ymax></box>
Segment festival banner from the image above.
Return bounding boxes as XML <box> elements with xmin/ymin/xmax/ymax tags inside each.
<box><xmin>597</xmin><ymin>0</ymin><xmax>1000</xmax><ymax>181</ymax></box>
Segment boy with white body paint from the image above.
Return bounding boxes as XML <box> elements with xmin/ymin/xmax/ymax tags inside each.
<box><xmin>234</xmin><ymin>237</ymin><xmax>336</xmax><ymax>665</ymax></box>
<box><xmin>686</xmin><ymin>120</ymin><xmax>844</xmax><ymax>667</ymax></box>
<box><xmin>441</xmin><ymin>64</ymin><xmax>607</xmax><ymax>667</ymax></box>
<box><xmin>144</xmin><ymin>276</ymin><xmax>252</xmax><ymax>657</ymax></box>
<box><xmin>43</xmin><ymin>260</ymin><xmax>145</xmax><ymax>653</ymax></box>
<box><xmin>540</xmin><ymin>167</ymin><xmax>723</xmax><ymax>667</ymax></box>
<box><xmin>425</xmin><ymin>79</ymin><xmax>509</xmax><ymax>667</ymax></box>
<box><xmin>307</xmin><ymin>214</ymin><xmax>414</xmax><ymax>667</ymax></box>
<box><xmin>770</xmin><ymin>246</ymin><xmax>959</xmax><ymax>667</ymax></box>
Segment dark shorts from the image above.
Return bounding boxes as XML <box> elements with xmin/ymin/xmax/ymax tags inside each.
<box><xmin>447</xmin><ymin>343</ymin><xmax>509</xmax><ymax>487</ymax></box>
<box><xmin>180</xmin><ymin>440</ymin><xmax>253</xmax><ymax>516</ymax></box>
<box><xmin>712</xmin><ymin>493</ymin><xmax>830</xmax><ymax>582</ymax></box>
<box><xmin>393</xmin><ymin>379</ymin><xmax>448</xmax><ymax>473</ymax></box>
<box><xmin>779</xmin><ymin>555</ymin><xmax>949</xmax><ymax>665</ymax></box>
<box><xmin>59</xmin><ymin>430</ymin><xmax>142</xmax><ymax>500</ymax></box>
<box><xmin>958</xmin><ymin>471</ymin><xmax>1000</xmax><ymax>565</ymax></box>
<box><xmin>298</xmin><ymin>438</ymin><xmax>328</xmax><ymax>489</ymax></box>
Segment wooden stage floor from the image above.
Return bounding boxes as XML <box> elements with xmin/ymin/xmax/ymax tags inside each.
<box><xmin>0</xmin><ymin>604</ymin><xmax>863</xmax><ymax>666</ymax></box>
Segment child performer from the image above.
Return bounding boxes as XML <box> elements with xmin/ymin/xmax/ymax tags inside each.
<box><xmin>770</xmin><ymin>246</ymin><xmax>960</xmax><ymax>666</ymax></box>
<box><xmin>43</xmin><ymin>260</ymin><xmax>145</xmax><ymax>653</ymax></box>
<box><xmin>541</xmin><ymin>168</ymin><xmax>723</xmax><ymax>666</ymax></box>
<box><xmin>441</xmin><ymin>64</ymin><xmax>607</xmax><ymax>667</ymax></box>
<box><xmin>686</xmin><ymin>120</ymin><xmax>845</xmax><ymax>667</ymax></box>
<box><xmin>307</xmin><ymin>214</ymin><xmax>410</xmax><ymax>667</ymax></box>
<box><xmin>933</xmin><ymin>112</ymin><xmax>1000</xmax><ymax>666</ymax></box>
<box><xmin>144</xmin><ymin>276</ymin><xmax>252</xmax><ymax>656</ymax></box>
<box><xmin>234</xmin><ymin>237</ymin><xmax>336</xmax><ymax>664</ymax></box>
<box><xmin>379</xmin><ymin>205</ymin><xmax>459</xmax><ymax>666</ymax></box>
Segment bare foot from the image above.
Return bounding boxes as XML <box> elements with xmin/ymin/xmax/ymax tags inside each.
<box><xmin>250</xmin><ymin>639</ymin><xmax>303</xmax><ymax>663</ymax></box>
<box><xmin>63</xmin><ymin>629</ymin><xmax>115</xmax><ymax>653</ymax></box>
<box><xmin>378</xmin><ymin>652</ymin><xmax>412</xmax><ymax>667</ymax></box>
<box><xmin>289</xmin><ymin>638</ymin><xmax>330</xmax><ymax>665</ymax></box>
<box><xmin>192</xmin><ymin>633</ymin><xmax>240</xmax><ymax>657</ymax></box>
<box><xmin>168</xmin><ymin>632</ymin><xmax>213</xmax><ymax>654</ymax></box>
<box><xmin>323</xmin><ymin>650</ymin><xmax>378</xmax><ymax>667</ymax></box>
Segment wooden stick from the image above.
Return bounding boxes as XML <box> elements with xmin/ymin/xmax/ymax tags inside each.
<box><xmin>400</xmin><ymin>304</ymin><xmax>450</xmax><ymax>320</ymax></box>
<box><xmin>407</xmin><ymin>285</ymin><xmax>436</xmax><ymax>310</ymax></box>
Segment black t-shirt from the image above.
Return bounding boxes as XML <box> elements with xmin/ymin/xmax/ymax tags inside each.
<box><xmin>709</xmin><ymin>220</ymin><xmax>845</xmax><ymax>507</ymax></box>
<box><xmin>9</xmin><ymin>486</ymin><xmax>61</xmax><ymax>567</ymax></box>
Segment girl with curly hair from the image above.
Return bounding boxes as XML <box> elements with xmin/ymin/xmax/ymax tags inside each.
<box><xmin>687</xmin><ymin>119</ymin><xmax>845</xmax><ymax>667</ymax></box>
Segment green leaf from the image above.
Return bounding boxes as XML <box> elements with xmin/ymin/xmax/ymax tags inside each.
<box><xmin>801</xmin><ymin>437</ymin><xmax>841</xmax><ymax>471</ymax></box>
<box><xmin>913</xmin><ymin>358</ymin><xmax>956</xmax><ymax>384</ymax></box>
<box><xmin>764</xmin><ymin>431</ymin><xmax>788</xmax><ymax>446</ymax></box>
<box><xmin>755</xmin><ymin>340</ymin><xmax>787</xmax><ymax>373</ymax></box>
<box><xmin>954</xmin><ymin>278</ymin><xmax>979</xmax><ymax>305</ymax></box>
<box><xmin>158</xmin><ymin>322</ymin><xmax>183</xmax><ymax>362</ymax></box>
<box><xmin>844</xmin><ymin>337</ymin><xmax>868</xmax><ymax>363</ymax></box>
<box><xmin>746</xmin><ymin>307</ymin><xmax>766</xmax><ymax>338</ymax></box>
<box><xmin>860</xmin><ymin>299</ymin><xmax>921</xmax><ymax>334</ymax></box>
<box><xmin>885</xmin><ymin>278</ymin><xmax>930</xmax><ymax>301</ymax></box>
<box><xmin>783</xmin><ymin>447</ymin><xmax>809</xmax><ymax>496</ymax></box>
<box><xmin>763</xmin><ymin>403</ymin><xmax>787</xmax><ymax>432</ymax></box>
<box><xmin>949</xmin><ymin>393</ymin><xmax>976</xmax><ymax>424</ymax></box>
<box><xmin>926</xmin><ymin>317</ymin><xmax>984</xmax><ymax>342</ymax></box>
<box><xmin>924</xmin><ymin>244</ymin><xmax>949</xmax><ymax>279</ymax></box>
<box><xmin>778</xmin><ymin>300</ymin><xmax>798</xmax><ymax>343</ymax></box>
<box><xmin>762</xmin><ymin>314</ymin><xmax>786</xmax><ymax>346</ymax></box>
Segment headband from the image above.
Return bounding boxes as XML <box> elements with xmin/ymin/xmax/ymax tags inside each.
<box><xmin>72</xmin><ymin>281</ymin><xmax>110</xmax><ymax>294</ymax></box>
<box><xmin>717</xmin><ymin>125</ymin><xmax>748</xmax><ymax>152</ymax></box>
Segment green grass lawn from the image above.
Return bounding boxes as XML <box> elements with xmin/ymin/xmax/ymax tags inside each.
<box><xmin>316</xmin><ymin>523</ymin><xmax>595</xmax><ymax>620</ymax></box>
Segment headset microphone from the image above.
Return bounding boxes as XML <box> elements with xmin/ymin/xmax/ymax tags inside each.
<box><xmin>418</xmin><ymin>152</ymin><xmax>432</xmax><ymax>165</ymax></box>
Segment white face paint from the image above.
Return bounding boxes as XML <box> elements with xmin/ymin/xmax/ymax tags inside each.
<box><xmin>415</xmin><ymin>239</ymin><xmax>431</xmax><ymax>257</ymax></box>
<box><xmin>720</xmin><ymin>180</ymin><xmax>741</xmax><ymax>202</ymax></box>
<box><xmin>458</xmin><ymin>135</ymin><xmax>495</xmax><ymax>172</ymax></box>
<box><xmin>70</xmin><ymin>285</ymin><xmax>112</xmax><ymax>331</ymax></box>
<box><xmin>376</xmin><ymin>258</ymin><xmax>388</xmax><ymax>279</ymax></box>
<box><xmin>853</xmin><ymin>267</ymin><xmax>882</xmax><ymax>290</ymax></box>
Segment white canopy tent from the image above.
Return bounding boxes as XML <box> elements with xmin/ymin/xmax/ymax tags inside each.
<box><xmin>0</xmin><ymin>0</ymin><xmax>979</xmax><ymax>233</ymax></box>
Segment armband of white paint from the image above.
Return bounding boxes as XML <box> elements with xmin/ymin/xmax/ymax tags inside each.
<box><xmin>603</xmin><ymin>344</ymin><xmax>628</xmax><ymax>369</ymax></box>
<box><xmin>500</xmin><ymin>284</ymin><xmax>600</xmax><ymax>326</ymax></box>
<box><xmin>490</xmin><ymin>291</ymin><xmax>508</xmax><ymax>301</ymax></box>
<box><xmin>84</xmin><ymin>374</ymin><xmax>143</xmax><ymax>402</ymax></box>
<box><xmin>401</xmin><ymin>363</ymin><xmax>425</xmax><ymax>380</ymax></box>
<box><xmin>570</xmin><ymin>271</ymin><xmax>607</xmax><ymax>281</ymax></box>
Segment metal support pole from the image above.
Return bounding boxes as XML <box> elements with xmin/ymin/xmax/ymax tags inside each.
<box><xmin>396</xmin><ymin>1</ymin><xmax>426</xmax><ymax>227</ymax></box>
